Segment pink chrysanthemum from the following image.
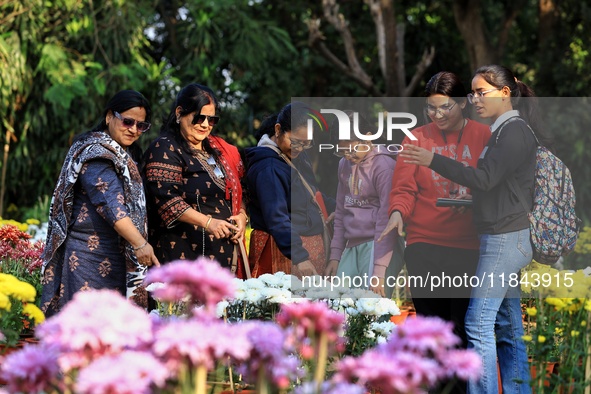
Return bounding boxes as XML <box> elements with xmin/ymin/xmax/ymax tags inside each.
<box><xmin>76</xmin><ymin>351</ymin><xmax>169</xmax><ymax>394</ymax></box>
<box><xmin>36</xmin><ymin>290</ymin><xmax>153</xmax><ymax>371</ymax></box>
<box><xmin>385</xmin><ymin>316</ymin><xmax>460</xmax><ymax>355</ymax></box>
<box><xmin>145</xmin><ymin>257</ymin><xmax>235</xmax><ymax>311</ymax></box>
<box><xmin>276</xmin><ymin>300</ymin><xmax>344</xmax><ymax>340</ymax></box>
<box><xmin>335</xmin><ymin>350</ymin><xmax>441</xmax><ymax>393</ymax></box>
<box><xmin>152</xmin><ymin>319</ymin><xmax>251</xmax><ymax>372</ymax></box>
<box><xmin>442</xmin><ymin>349</ymin><xmax>482</xmax><ymax>381</ymax></box>
<box><xmin>0</xmin><ymin>343</ymin><xmax>60</xmax><ymax>394</ymax></box>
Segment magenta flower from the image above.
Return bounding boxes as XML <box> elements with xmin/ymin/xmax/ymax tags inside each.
<box><xmin>36</xmin><ymin>290</ymin><xmax>153</xmax><ymax>371</ymax></box>
<box><xmin>0</xmin><ymin>343</ymin><xmax>60</xmax><ymax>394</ymax></box>
<box><xmin>152</xmin><ymin>319</ymin><xmax>251</xmax><ymax>372</ymax></box>
<box><xmin>335</xmin><ymin>350</ymin><xmax>441</xmax><ymax>393</ymax></box>
<box><xmin>145</xmin><ymin>257</ymin><xmax>236</xmax><ymax>311</ymax></box>
<box><xmin>384</xmin><ymin>316</ymin><xmax>460</xmax><ymax>355</ymax></box>
<box><xmin>276</xmin><ymin>300</ymin><xmax>344</xmax><ymax>341</ymax></box>
<box><xmin>76</xmin><ymin>351</ymin><xmax>169</xmax><ymax>394</ymax></box>
<box><xmin>441</xmin><ymin>349</ymin><xmax>482</xmax><ymax>381</ymax></box>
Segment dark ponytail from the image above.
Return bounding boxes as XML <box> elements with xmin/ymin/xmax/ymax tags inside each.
<box><xmin>473</xmin><ymin>65</ymin><xmax>553</xmax><ymax>148</ymax></box>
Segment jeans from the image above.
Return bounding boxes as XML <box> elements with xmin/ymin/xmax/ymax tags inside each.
<box><xmin>465</xmin><ymin>228</ymin><xmax>532</xmax><ymax>394</ymax></box>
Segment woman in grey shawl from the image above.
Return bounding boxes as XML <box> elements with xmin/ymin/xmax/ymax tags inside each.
<box><xmin>41</xmin><ymin>90</ymin><xmax>159</xmax><ymax>317</ymax></box>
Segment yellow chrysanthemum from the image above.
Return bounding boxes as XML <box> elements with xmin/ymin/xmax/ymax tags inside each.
<box><xmin>23</xmin><ymin>303</ymin><xmax>45</xmax><ymax>325</ymax></box>
<box><xmin>0</xmin><ymin>292</ymin><xmax>11</xmax><ymax>311</ymax></box>
<box><xmin>585</xmin><ymin>299</ymin><xmax>591</xmax><ymax>312</ymax></box>
<box><xmin>0</xmin><ymin>280</ymin><xmax>36</xmax><ymax>302</ymax></box>
<box><xmin>571</xmin><ymin>330</ymin><xmax>580</xmax><ymax>337</ymax></box>
<box><xmin>581</xmin><ymin>320</ymin><xmax>587</xmax><ymax>327</ymax></box>
<box><xmin>522</xmin><ymin>335</ymin><xmax>533</xmax><ymax>342</ymax></box>
<box><xmin>25</xmin><ymin>218</ymin><xmax>41</xmax><ymax>225</ymax></box>
<box><xmin>526</xmin><ymin>307</ymin><xmax>537</xmax><ymax>317</ymax></box>
<box><xmin>555</xmin><ymin>327</ymin><xmax>563</xmax><ymax>334</ymax></box>
<box><xmin>545</xmin><ymin>297</ymin><xmax>567</xmax><ymax>311</ymax></box>
<box><xmin>537</xmin><ymin>335</ymin><xmax>546</xmax><ymax>343</ymax></box>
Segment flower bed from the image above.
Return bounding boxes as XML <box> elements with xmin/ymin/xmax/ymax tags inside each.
<box><xmin>0</xmin><ymin>258</ymin><xmax>481</xmax><ymax>394</ymax></box>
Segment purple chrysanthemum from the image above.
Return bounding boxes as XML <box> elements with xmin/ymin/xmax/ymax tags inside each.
<box><xmin>0</xmin><ymin>343</ymin><xmax>60</xmax><ymax>393</ymax></box>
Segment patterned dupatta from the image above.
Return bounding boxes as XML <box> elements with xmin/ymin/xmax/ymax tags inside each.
<box><xmin>42</xmin><ymin>131</ymin><xmax>147</xmax><ymax>301</ymax></box>
<box><xmin>208</xmin><ymin>135</ymin><xmax>244</xmax><ymax>215</ymax></box>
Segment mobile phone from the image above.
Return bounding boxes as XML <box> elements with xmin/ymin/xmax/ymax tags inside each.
<box><xmin>436</xmin><ymin>198</ymin><xmax>473</xmax><ymax>207</ymax></box>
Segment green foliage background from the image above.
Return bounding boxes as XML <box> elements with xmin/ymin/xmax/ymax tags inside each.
<box><xmin>1</xmin><ymin>0</ymin><xmax>590</xmax><ymax>223</ymax></box>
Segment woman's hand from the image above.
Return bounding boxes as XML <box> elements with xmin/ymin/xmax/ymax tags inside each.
<box><xmin>228</xmin><ymin>212</ymin><xmax>247</xmax><ymax>242</ymax></box>
<box><xmin>134</xmin><ymin>242</ymin><xmax>160</xmax><ymax>267</ymax></box>
<box><xmin>294</xmin><ymin>260</ymin><xmax>318</xmax><ymax>278</ymax></box>
<box><xmin>207</xmin><ymin>217</ymin><xmax>240</xmax><ymax>239</ymax></box>
<box><xmin>399</xmin><ymin>144</ymin><xmax>434</xmax><ymax>167</ymax></box>
<box><xmin>370</xmin><ymin>276</ymin><xmax>386</xmax><ymax>297</ymax></box>
<box><xmin>324</xmin><ymin>259</ymin><xmax>339</xmax><ymax>277</ymax></box>
<box><xmin>452</xmin><ymin>192</ymin><xmax>473</xmax><ymax>214</ymax></box>
<box><xmin>378</xmin><ymin>211</ymin><xmax>404</xmax><ymax>241</ymax></box>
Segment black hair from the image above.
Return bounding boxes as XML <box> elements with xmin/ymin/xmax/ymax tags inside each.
<box><xmin>92</xmin><ymin>89</ymin><xmax>151</xmax><ymax>133</ymax></box>
<box><xmin>254</xmin><ymin>113</ymin><xmax>278</xmax><ymax>141</ymax></box>
<box><xmin>473</xmin><ymin>65</ymin><xmax>553</xmax><ymax>147</ymax></box>
<box><xmin>161</xmin><ymin>83</ymin><xmax>220</xmax><ymax>157</ymax></box>
<box><xmin>276</xmin><ymin>102</ymin><xmax>309</xmax><ymax>135</ymax></box>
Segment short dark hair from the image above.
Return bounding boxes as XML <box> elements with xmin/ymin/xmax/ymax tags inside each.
<box><xmin>93</xmin><ymin>90</ymin><xmax>151</xmax><ymax>132</ymax></box>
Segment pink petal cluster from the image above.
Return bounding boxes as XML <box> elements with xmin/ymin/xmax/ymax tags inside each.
<box><xmin>145</xmin><ymin>257</ymin><xmax>236</xmax><ymax>311</ymax></box>
<box><xmin>152</xmin><ymin>319</ymin><xmax>252</xmax><ymax>371</ymax></box>
<box><xmin>295</xmin><ymin>381</ymin><xmax>365</xmax><ymax>394</ymax></box>
<box><xmin>333</xmin><ymin>316</ymin><xmax>482</xmax><ymax>393</ymax></box>
<box><xmin>276</xmin><ymin>300</ymin><xmax>344</xmax><ymax>340</ymax></box>
<box><xmin>238</xmin><ymin>322</ymin><xmax>302</xmax><ymax>389</ymax></box>
<box><xmin>337</xmin><ymin>350</ymin><xmax>441</xmax><ymax>393</ymax></box>
<box><xmin>385</xmin><ymin>316</ymin><xmax>460</xmax><ymax>355</ymax></box>
<box><xmin>76</xmin><ymin>351</ymin><xmax>169</xmax><ymax>394</ymax></box>
<box><xmin>0</xmin><ymin>343</ymin><xmax>60</xmax><ymax>394</ymax></box>
<box><xmin>36</xmin><ymin>290</ymin><xmax>153</xmax><ymax>371</ymax></box>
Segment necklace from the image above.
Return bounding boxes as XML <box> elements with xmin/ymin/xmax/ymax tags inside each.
<box><xmin>440</xmin><ymin>118</ymin><xmax>467</xmax><ymax>145</ymax></box>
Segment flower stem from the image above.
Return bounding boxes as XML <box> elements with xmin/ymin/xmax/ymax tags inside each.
<box><xmin>195</xmin><ymin>364</ymin><xmax>207</xmax><ymax>394</ymax></box>
<box><xmin>256</xmin><ymin>367</ymin><xmax>269</xmax><ymax>394</ymax></box>
<box><xmin>314</xmin><ymin>332</ymin><xmax>328</xmax><ymax>390</ymax></box>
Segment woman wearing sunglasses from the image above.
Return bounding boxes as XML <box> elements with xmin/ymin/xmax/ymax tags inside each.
<box><xmin>41</xmin><ymin>90</ymin><xmax>158</xmax><ymax>317</ymax></box>
<box><xmin>245</xmin><ymin>102</ymin><xmax>335</xmax><ymax>278</ymax></box>
<box><xmin>400</xmin><ymin>65</ymin><xmax>552</xmax><ymax>393</ymax></box>
<box><xmin>143</xmin><ymin>83</ymin><xmax>246</xmax><ymax>270</ymax></box>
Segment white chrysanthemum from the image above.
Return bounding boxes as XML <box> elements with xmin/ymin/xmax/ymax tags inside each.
<box><xmin>233</xmin><ymin>287</ymin><xmax>247</xmax><ymax>301</ymax></box>
<box><xmin>370</xmin><ymin>321</ymin><xmax>395</xmax><ymax>336</ymax></box>
<box><xmin>244</xmin><ymin>278</ymin><xmax>265</xmax><ymax>289</ymax></box>
<box><xmin>267</xmin><ymin>289</ymin><xmax>292</xmax><ymax>304</ymax></box>
<box><xmin>583</xmin><ymin>266</ymin><xmax>591</xmax><ymax>277</ymax></box>
<box><xmin>376</xmin><ymin>335</ymin><xmax>388</xmax><ymax>344</ymax></box>
<box><xmin>364</xmin><ymin>330</ymin><xmax>376</xmax><ymax>339</ymax></box>
<box><xmin>216</xmin><ymin>301</ymin><xmax>229</xmax><ymax>318</ymax></box>
<box><xmin>346</xmin><ymin>307</ymin><xmax>359</xmax><ymax>316</ymax></box>
<box><xmin>244</xmin><ymin>288</ymin><xmax>263</xmax><ymax>303</ymax></box>
<box><xmin>258</xmin><ymin>273</ymin><xmax>281</xmax><ymax>287</ymax></box>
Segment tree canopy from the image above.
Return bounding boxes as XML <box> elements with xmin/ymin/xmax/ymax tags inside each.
<box><xmin>1</xmin><ymin>0</ymin><xmax>589</xmax><ymax>221</ymax></box>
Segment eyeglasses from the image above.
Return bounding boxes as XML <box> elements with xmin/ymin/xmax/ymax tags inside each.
<box><xmin>425</xmin><ymin>102</ymin><xmax>457</xmax><ymax>117</ymax></box>
<box><xmin>289</xmin><ymin>138</ymin><xmax>313</xmax><ymax>150</ymax></box>
<box><xmin>192</xmin><ymin>114</ymin><xmax>220</xmax><ymax>127</ymax></box>
<box><xmin>113</xmin><ymin>112</ymin><xmax>151</xmax><ymax>133</ymax></box>
<box><xmin>207</xmin><ymin>156</ymin><xmax>224</xmax><ymax>179</ymax></box>
<box><xmin>467</xmin><ymin>88</ymin><xmax>503</xmax><ymax>104</ymax></box>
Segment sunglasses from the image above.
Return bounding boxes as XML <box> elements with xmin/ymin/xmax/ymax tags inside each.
<box><xmin>192</xmin><ymin>114</ymin><xmax>220</xmax><ymax>127</ymax></box>
<box><xmin>207</xmin><ymin>156</ymin><xmax>224</xmax><ymax>179</ymax></box>
<box><xmin>113</xmin><ymin>112</ymin><xmax>151</xmax><ymax>133</ymax></box>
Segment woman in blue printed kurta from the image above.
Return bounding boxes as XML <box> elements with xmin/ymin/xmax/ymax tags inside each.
<box><xmin>41</xmin><ymin>90</ymin><xmax>159</xmax><ymax>317</ymax></box>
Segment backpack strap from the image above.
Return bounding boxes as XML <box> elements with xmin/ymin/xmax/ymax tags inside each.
<box><xmin>494</xmin><ymin>116</ymin><xmax>537</xmax><ymax>215</ymax></box>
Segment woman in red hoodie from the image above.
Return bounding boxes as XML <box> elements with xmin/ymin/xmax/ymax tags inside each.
<box><xmin>380</xmin><ymin>72</ymin><xmax>490</xmax><ymax>352</ymax></box>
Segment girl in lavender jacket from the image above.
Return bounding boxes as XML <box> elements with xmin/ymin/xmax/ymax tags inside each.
<box><xmin>324</xmin><ymin>112</ymin><xmax>404</xmax><ymax>297</ymax></box>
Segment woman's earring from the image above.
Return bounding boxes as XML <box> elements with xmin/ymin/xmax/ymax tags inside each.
<box><xmin>176</xmin><ymin>117</ymin><xmax>180</xmax><ymax>124</ymax></box>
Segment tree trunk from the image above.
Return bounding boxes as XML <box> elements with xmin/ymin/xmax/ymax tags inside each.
<box><xmin>453</xmin><ymin>0</ymin><xmax>498</xmax><ymax>71</ymax></box>
<box><xmin>538</xmin><ymin>0</ymin><xmax>558</xmax><ymax>48</ymax></box>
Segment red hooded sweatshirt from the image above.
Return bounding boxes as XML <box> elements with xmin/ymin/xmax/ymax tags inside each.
<box><xmin>389</xmin><ymin>119</ymin><xmax>490</xmax><ymax>249</ymax></box>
